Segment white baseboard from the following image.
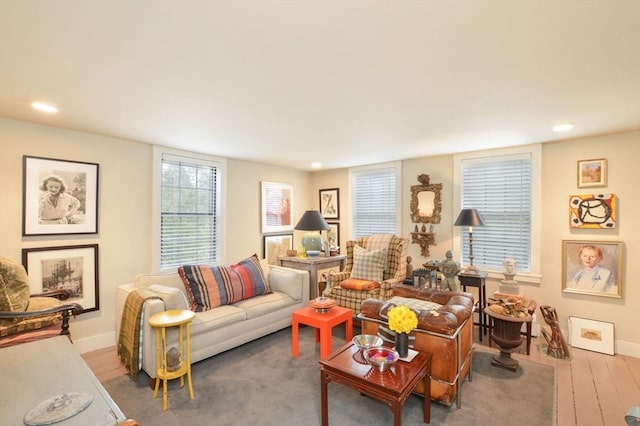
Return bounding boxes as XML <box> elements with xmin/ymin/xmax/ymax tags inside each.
<box><xmin>74</xmin><ymin>331</ymin><xmax>116</xmax><ymax>354</ymax></box>
<box><xmin>615</xmin><ymin>340</ymin><xmax>640</xmax><ymax>358</ymax></box>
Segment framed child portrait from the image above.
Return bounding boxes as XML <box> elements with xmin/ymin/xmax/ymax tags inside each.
<box><xmin>23</xmin><ymin>155</ymin><xmax>99</xmax><ymax>236</ymax></box>
<box><xmin>562</xmin><ymin>240</ymin><xmax>623</xmax><ymax>299</ymax></box>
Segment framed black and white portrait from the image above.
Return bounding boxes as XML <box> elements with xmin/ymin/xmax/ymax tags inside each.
<box><xmin>23</xmin><ymin>156</ymin><xmax>99</xmax><ymax>236</ymax></box>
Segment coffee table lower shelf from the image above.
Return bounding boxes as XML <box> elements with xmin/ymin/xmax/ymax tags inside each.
<box><xmin>319</xmin><ymin>342</ymin><xmax>432</xmax><ymax>426</ymax></box>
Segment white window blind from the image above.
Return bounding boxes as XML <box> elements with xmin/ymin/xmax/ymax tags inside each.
<box><xmin>460</xmin><ymin>153</ymin><xmax>532</xmax><ymax>272</ymax></box>
<box><xmin>160</xmin><ymin>153</ymin><xmax>220</xmax><ymax>269</ymax></box>
<box><xmin>351</xmin><ymin>163</ymin><xmax>400</xmax><ymax>238</ymax></box>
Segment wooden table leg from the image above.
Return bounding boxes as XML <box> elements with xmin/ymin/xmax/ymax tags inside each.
<box><xmin>423</xmin><ymin>371</ymin><xmax>431</xmax><ymax>423</ymax></box>
<box><xmin>392</xmin><ymin>401</ymin><xmax>402</xmax><ymax>426</ymax></box>
<box><xmin>320</xmin><ymin>370</ymin><xmax>329</xmax><ymax>426</ymax></box>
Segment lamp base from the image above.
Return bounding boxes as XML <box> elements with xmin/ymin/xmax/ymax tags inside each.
<box><xmin>302</xmin><ymin>232</ymin><xmax>323</xmax><ymax>252</ymax></box>
<box><xmin>461</xmin><ymin>265</ymin><xmax>480</xmax><ymax>275</ymax></box>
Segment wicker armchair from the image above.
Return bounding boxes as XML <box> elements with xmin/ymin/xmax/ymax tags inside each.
<box><xmin>0</xmin><ymin>256</ymin><xmax>82</xmax><ymax>348</ymax></box>
<box><xmin>324</xmin><ymin>235</ymin><xmax>408</xmax><ymax>316</ymax></box>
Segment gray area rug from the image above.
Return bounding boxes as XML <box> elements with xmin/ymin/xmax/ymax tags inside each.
<box><xmin>103</xmin><ymin>327</ymin><xmax>554</xmax><ymax>425</ymax></box>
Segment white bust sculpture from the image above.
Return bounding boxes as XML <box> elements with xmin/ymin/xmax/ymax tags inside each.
<box><xmin>503</xmin><ymin>258</ymin><xmax>516</xmax><ymax>282</ymax></box>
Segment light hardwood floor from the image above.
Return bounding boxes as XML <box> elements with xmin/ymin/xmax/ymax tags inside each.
<box><xmin>82</xmin><ymin>327</ymin><xmax>640</xmax><ymax>425</ymax></box>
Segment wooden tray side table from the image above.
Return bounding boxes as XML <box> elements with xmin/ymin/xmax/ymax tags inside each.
<box><xmin>292</xmin><ymin>305</ymin><xmax>353</xmax><ymax>359</ymax></box>
<box><xmin>148</xmin><ymin>309</ymin><xmax>196</xmax><ymax>411</ymax></box>
<box><xmin>319</xmin><ymin>342</ymin><xmax>432</xmax><ymax>426</ymax></box>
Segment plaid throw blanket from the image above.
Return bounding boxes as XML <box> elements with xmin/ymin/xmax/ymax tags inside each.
<box><xmin>117</xmin><ymin>289</ymin><xmax>162</xmax><ymax>381</ymax></box>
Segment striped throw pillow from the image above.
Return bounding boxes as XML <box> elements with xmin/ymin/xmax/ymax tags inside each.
<box><xmin>179</xmin><ymin>254</ymin><xmax>270</xmax><ymax>312</ymax></box>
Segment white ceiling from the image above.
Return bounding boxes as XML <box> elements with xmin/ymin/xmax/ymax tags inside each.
<box><xmin>1</xmin><ymin>1</ymin><xmax>639</xmax><ymax>171</ymax></box>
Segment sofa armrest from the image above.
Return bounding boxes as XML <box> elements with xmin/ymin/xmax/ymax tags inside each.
<box><xmin>268</xmin><ymin>266</ymin><xmax>310</xmax><ymax>302</ymax></box>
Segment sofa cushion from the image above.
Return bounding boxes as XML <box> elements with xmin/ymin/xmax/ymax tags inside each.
<box><xmin>0</xmin><ymin>256</ymin><xmax>31</xmax><ymax>326</ymax></box>
<box><xmin>233</xmin><ymin>292</ymin><xmax>295</xmax><ymax>320</ymax></box>
<box><xmin>340</xmin><ymin>278</ymin><xmax>380</xmax><ymax>291</ymax></box>
<box><xmin>268</xmin><ymin>267</ymin><xmax>303</xmax><ymax>300</ymax></box>
<box><xmin>179</xmin><ymin>254</ymin><xmax>270</xmax><ymax>312</ymax></box>
<box><xmin>350</xmin><ymin>245</ymin><xmax>386</xmax><ymax>282</ymax></box>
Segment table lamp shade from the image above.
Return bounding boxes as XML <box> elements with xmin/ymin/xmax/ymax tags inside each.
<box><xmin>454</xmin><ymin>208</ymin><xmax>485</xmax><ymax>273</ymax></box>
<box><xmin>295</xmin><ymin>210</ymin><xmax>330</xmax><ymax>252</ymax></box>
<box><xmin>453</xmin><ymin>208</ymin><xmax>486</xmax><ymax>228</ymax></box>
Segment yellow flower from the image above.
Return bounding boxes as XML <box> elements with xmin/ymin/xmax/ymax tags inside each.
<box><xmin>387</xmin><ymin>305</ymin><xmax>418</xmax><ymax>334</ymax></box>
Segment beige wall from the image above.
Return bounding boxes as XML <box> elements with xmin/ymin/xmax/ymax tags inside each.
<box><xmin>313</xmin><ymin>132</ymin><xmax>640</xmax><ymax>357</ymax></box>
<box><xmin>0</xmin><ymin>118</ymin><xmax>311</xmax><ymax>352</ymax></box>
<box><xmin>2</xmin><ymin>117</ymin><xmax>638</xmax><ymax>356</ymax></box>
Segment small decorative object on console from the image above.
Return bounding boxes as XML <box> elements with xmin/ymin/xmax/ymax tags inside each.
<box><xmin>309</xmin><ymin>296</ymin><xmax>336</xmax><ymax>313</ymax></box>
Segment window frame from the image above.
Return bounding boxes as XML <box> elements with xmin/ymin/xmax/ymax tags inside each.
<box><xmin>152</xmin><ymin>146</ymin><xmax>227</xmax><ymax>273</ymax></box>
<box><xmin>453</xmin><ymin>144</ymin><xmax>541</xmax><ymax>284</ymax></box>
<box><xmin>348</xmin><ymin>161</ymin><xmax>402</xmax><ymax>239</ymax></box>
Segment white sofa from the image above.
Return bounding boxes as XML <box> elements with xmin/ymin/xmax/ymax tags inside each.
<box><xmin>116</xmin><ymin>260</ymin><xmax>309</xmax><ymax>379</ymax></box>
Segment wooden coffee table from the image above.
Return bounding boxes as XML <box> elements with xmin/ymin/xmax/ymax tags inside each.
<box><xmin>319</xmin><ymin>342</ymin><xmax>432</xmax><ymax>426</ymax></box>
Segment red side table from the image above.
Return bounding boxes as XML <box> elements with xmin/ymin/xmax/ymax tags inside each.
<box><xmin>292</xmin><ymin>306</ymin><xmax>353</xmax><ymax>359</ymax></box>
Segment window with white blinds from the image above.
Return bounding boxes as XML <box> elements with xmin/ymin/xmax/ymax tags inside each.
<box><xmin>350</xmin><ymin>162</ymin><xmax>401</xmax><ymax>238</ymax></box>
<box><xmin>459</xmin><ymin>153</ymin><xmax>532</xmax><ymax>272</ymax></box>
<box><xmin>159</xmin><ymin>152</ymin><xmax>223</xmax><ymax>270</ymax></box>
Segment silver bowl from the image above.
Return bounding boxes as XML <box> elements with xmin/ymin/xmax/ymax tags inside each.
<box><xmin>352</xmin><ymin>334</ymin><xmax>383</xmax><ymax>350</ymax></box>
<box><xmin>364</xmin><ymin>347</ymin><xmax>399</xmax><ymax>372</ymax></box>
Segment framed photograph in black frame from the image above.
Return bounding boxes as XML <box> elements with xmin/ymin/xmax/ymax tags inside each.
<box><xmin>325</xmin><ymin>222</ymin><xmax>340</xmax><ymax>249</ymax></box>
<box><xmin>319</xmin><ymin>188</ymin><xmax>339</xmax><ymax>219</ymax></box>
<box><xmin>22</xmin><ymin>244</ymin><xmax>100</xmax><ymax>313</ymax></box>
<box><xmin>23</xmin><ymin>155</ymin><xmax>99</xmax><ymax>236</ymax></box>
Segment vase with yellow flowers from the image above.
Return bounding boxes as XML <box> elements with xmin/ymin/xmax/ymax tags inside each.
<box><xmin>387</xmin><ymin>305</ymin><xmax>418</xmax><ymax>358</ymax></box>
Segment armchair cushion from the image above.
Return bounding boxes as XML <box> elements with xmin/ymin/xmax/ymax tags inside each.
<box><xmin>0</xmin><ymin>256</ymin><xmax>30</xmax><ymax>318</ymax></box>
<box><xmin>340</xmin><ymin>278</ymin><xmax>380</xmax><ymax>291</ymax></box>
<box><xmin>0</xmin><ymin>297</ymin><xmax>61</xmax><ymax>337</ymax></box>
<box><xmin>179</xmin><ymin>254</ymin><xmax>270</xmax><ymax>312</ymax></box>
<box><xmin>350</xmin><ymin>245</ymin><xmax>386</xmax><ymax>282</ymax></box>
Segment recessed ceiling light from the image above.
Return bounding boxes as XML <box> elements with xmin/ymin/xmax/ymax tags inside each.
<box><xmin>32</xmin><ymin>102</ymin><xmax>58</xmax><ymax>113</ymax></box>
<box><xmin>552</xmin><ymin>123</ymin><xmax>574</xmax><ymax>132</ymax></box>
<box><xmin>311</xmin><ymin>162</ymin><xmax>322</xmax><ymax>169</ymax></box>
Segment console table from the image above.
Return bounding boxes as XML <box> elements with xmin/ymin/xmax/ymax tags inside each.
<box><xmin>278</xmin><ymin>255</ymin><xmax>346</xmax><ymax>299</ymax></box>
<box><xmin>0</xmin><ymin>336</ymin><xmax>127</xmax><ymax>425</ymax></box>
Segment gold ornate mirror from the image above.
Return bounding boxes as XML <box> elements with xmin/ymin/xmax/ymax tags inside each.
<box><xmin>410</xmin><ymin>174</ymin><xmax>442</xmax><ymax>224</ymax></box>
